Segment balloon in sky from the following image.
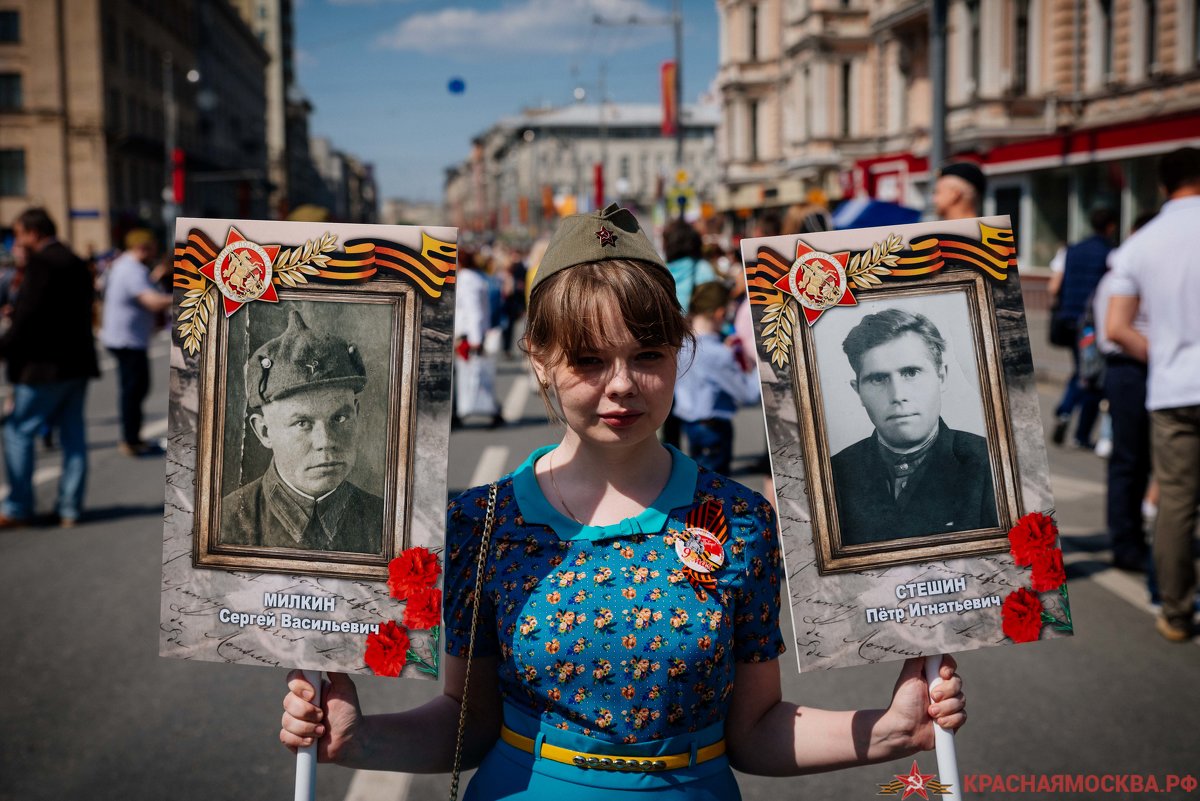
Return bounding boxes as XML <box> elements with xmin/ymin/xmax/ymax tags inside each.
<box><xmin>448</xmin><ymin>77</ymin><xmax>466</xmax><ymax>95</ymax></box>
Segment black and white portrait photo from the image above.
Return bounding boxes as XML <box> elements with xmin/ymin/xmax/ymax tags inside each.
<box><xmin>190</xmin><ymin>281</ymin><xmax>421</xmax><ymax>579</ymax></box>
<box><xmin>217</xmin><ymin>301</ymin><xmax>393</xmax><ymax>555</ymax></box>
<box><xmin>811</xmin><ymin>291</ymin><xmax>1000</xmax><ymax>547</ymax></box>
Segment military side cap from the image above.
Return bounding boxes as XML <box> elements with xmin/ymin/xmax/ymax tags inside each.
<box><xmin>529</xmin><ymin>203</ymin><xmax>670</xmax><ymax>295</ymax></box>
<box><xmin>940</xmin><ymin>160</ymin><xmax>987</xmax><ymax>198</ymax></box>
<box><xmin>246</xmin><ymin>309</ymin><xmax>366</xmax><ymax>407</ymax></box>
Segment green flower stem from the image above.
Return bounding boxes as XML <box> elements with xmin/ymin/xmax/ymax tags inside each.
<box><xmin>405</xmin><ymin>626</ymin><xmax>441</xmax><ymax>677</ymax></box>
<box><xmin>1058</xmin><ymin>586</ymin><xmax>1073</xmax><ymax>627</ymax></box>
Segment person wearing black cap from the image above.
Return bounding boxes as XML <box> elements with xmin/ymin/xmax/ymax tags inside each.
<box><xmin>221</xmin><ymin>310</ymin><xmax>384</xmax><ymax>554</ymax></box>
<box><xmin>933</xmin><ymin>160</ymin><xmax>986</xmax><ymax>220</ymax></box>
<box><xmin>278</xmin><ymin>204</ymin><xmax>966</xmax><ymax>799</ymax></box>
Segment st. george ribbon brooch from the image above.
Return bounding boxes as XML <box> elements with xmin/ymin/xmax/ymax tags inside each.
<box><xmin>674</xmin><ymin>500</ymin><xmax>729</xmax><ymax>598</ymax></box>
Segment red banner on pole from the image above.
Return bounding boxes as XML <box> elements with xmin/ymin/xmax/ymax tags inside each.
<box><xmin>660</xmin><ymin>61</ymin><xmax>677</xmax><ymax>137</ymax></box>
<box><xmin>593</xmin><ymin>162</ymin><xmax>605</xmax><ymax>212</ymax></box>
<box><xmin>172</xmin><ymin>147</ymin><xmax>186</xmax><ymax>204</ymax></box>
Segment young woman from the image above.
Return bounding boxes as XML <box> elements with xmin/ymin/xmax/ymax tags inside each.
<box><xmin>279</xmin><ymin>205</ymin><xmax>966</xmax><ymax>799</ymax></box>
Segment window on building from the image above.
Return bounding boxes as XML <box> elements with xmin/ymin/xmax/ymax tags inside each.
<box><xmin>103</xmin><ymin>16</ymin><xmax>118</xmax><ymax>64</ymax></box>
<box><xmin>150</xmin><ymin>47</ymin><xmax>162</xmax><ymax>89</ymax></box>
<box><xmin>0</xmin><ymin>10</ymin><xmax>18</xmax><ymax>43</ymax></box>
<box><xmin>1144</xmin><ymin>0</ymin><xmax>1158</xmax><ymax>72</ymax></box>
<box><xmin>107</xmin><ymin>89</ymin><xmax>121</xmax><ymax>130</ymax></box>
<box><xmin>1099</xmin><ymin>0</ymin><xmax>1114</xmax><ymax>81</ymax></box>
<box><xmin>1013</xmin><ymin>0</ymin><xmax>1030</xmax><ymax>95</ymax></box>
<box><xmin>803</xmin><ymin>65</ymin><xmax>812</xmax><ymax>139</ymax></box>
<box><xmin>0</xmin><ymin>73</ymin><xmax>20</xmax><ymax>110</ymax></box>
<box><xmin>125</xmin><ymin>31</ymin><xmax>137</xmax><ymax>75</ymax></box>
<box><xmin>840</xmin><ymin>61</ymin><xmax>852</xmax><ymax>137</ymax></box>
<box><xmin>966</xmin><ymin>0</ymin><xmax>981</xmax><ymax>94</ymax></box>
<box><xmin>748</xmin><ymin>99</ymin><xmax>759</xmax><ymax>162</ymax></box>
<box><xmin>0</xmin><ymin>149</ymin><xmax>26</xmax><ymax>196</ymax></box>
<box><xmin>619</xmin><ymin>155</ymin><xmax>629</xmax><ymax>180</ymax></box>
<box><xmin>1194</xmin><ymin>0</ymin><xmax>1200</xmax><ymax>68</ymax></box>
<box><xmin>749</xmin><ymin>4</ymin><xmax>759</xmax><ymax>62</ymax></box>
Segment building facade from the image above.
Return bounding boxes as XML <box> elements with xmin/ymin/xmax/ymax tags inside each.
<box><xmin>0</xmin><ymin>0</ymin><xmax>268</xmax><ymax>253</ymax></box>
<box><xmin>229</xmin><ymin>0</ymin><xmax>299</xmax><ymax>217</ymax></box>
<box><xmin>717</xmin><ymin>0</ymin><xmax>1200</xmax><ymax>265</ymax></box>
<box><xmin>444</xmin><ymin>101</ymin><xmax>719</xmax><ymax>239</ymax></box>
<box><xmin>309</xmin><ymin>136</ymin><xmax>379</xmax><ymax>223</ymax></box>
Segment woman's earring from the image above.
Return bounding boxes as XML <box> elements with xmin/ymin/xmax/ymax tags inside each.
<box><xmin>540</xmin><ymin>380</ymin><xmax>550</xmax><ymax>389</ymax></box>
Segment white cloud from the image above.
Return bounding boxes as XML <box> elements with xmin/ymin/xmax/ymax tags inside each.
<box><xmin>375</xmin><ymin>0</ymin><xmax>667</xmax><ymax>55</ymax></box>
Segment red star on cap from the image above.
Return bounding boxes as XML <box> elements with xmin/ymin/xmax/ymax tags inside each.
<box><xmin>595</xmin><ymin>227</ymin><xmax>617</xmax><ymax>247</ymax></box>
<box><xmin>895</xmin><ymin>760</ymin><xmax>937</xmax><ymax>800</ymax></box>
<box><xmin>198</xmin><ymin>226</ymin><xmax>281</xmax><ymax>316</ymax></box>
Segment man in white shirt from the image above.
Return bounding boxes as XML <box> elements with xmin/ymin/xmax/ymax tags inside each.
<box><xmin>1107</xmin><ymin>147</ymin><xmax>1200</xmax><ymax>643</ymax></box>
<box><xmin>1092</xmin><ymin>212</ymin><xmax>1156</xmax><ymax>573</ymax></box>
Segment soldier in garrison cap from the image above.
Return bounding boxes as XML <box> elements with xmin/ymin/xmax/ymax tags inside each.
<box><xmin>221</xmin><ymin>309</ymin><xmax>385</xmax><ymax>554</ymax></box>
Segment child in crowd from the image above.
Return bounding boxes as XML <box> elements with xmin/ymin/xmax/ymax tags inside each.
<box><xmin>673</xmin><ymin>281</ymin><xmax>760</xmax><ymax>476</ymax></box>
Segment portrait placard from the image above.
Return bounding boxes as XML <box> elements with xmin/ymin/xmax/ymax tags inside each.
<box><xmin>160</xmin><ymin>218</ymin><xmax>457</xmax><ymax>679</ymax></box>
<box><xmin>742</xmin><ymin>216</ymin><xmax>1072</xmax><ymax>672</ymax></box>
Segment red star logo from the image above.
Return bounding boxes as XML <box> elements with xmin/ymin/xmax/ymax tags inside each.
<box><xmin>595</xmin><ymin>227</ymin><xmax>617</xmax><ymax>247</ymax></box>
<box><xmin>198</xmin><ymin>226</ymin><xmax>281</xmax><ymax>316</ymax></box>
<box><xmin>771</xmin><ymin>239</ymin><xmax>855</xmax><ymax>325</ymax></box>
<box><xmin>895</xmin><ymin>760</ymin><xmax>936</xmax><ymax>799</ymax></box>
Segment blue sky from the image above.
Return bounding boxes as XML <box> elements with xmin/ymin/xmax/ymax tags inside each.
<box><xmin>294</xmin><ymin>0</ymin><xmax>720</xmax><ymax>202</ymax></box>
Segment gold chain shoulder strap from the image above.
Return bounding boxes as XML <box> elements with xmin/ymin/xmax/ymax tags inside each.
<box><xmin>449</xmin><ymin>482</ymin><xmax>498</xmax><ymax>801</ymax></box>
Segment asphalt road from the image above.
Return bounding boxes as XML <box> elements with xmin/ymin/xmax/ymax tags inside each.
<box><xmin>1</xmin><ymin>334</ymin><xmax>1197</xmax><ymax>801</ymax></box>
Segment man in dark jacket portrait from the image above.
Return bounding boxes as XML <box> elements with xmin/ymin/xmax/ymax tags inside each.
<box><xmin>0</xmin><ymin>208</ymin><xmax>99</xmax><ymax>528</ymax></box>
<box><xmin>220</xmin><ymin>309</ymin><xmax>384</xmax><ymax>554</ymax></box>
<box><xmin>831</xmin><ymin>308</ymin><xmax>998</xmax><ymax>546</ymax></box>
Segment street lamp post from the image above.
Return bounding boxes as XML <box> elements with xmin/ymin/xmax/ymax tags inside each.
<box><xmin>593</xmin><ymin>0</ymin><xmax>685</xmax><ymax>168</ymax></box>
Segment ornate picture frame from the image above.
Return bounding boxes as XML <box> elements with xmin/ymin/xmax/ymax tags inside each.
<box><xmin>789</xmin><ymin>269</ymin><xmax>1024</xmax><ymax>573</ymax></box>
<box><xmin>192</xmin><ymin>283</ymin><xmax>419</xmax><ymax>581</ymax></box>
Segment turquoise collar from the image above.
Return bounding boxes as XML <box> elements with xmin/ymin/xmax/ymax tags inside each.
<box><xmin>512</xmin><ymin>444</ymin><xmax>698</xmax><ymax>541</ymax></box>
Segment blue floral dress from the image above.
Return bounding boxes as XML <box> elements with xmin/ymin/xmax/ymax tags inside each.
<box><xmin>444</xmin><ymin>445</ymin><xmax>785</xmax><ymax>799</ymax></box>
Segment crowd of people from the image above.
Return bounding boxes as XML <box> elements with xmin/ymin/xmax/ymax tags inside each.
<box><xmin>1048</xmin><ymin>146</ymin><xmax>1200</xmax><ymax>643</ymax></box>
<box><xmin>0</xmin><ymin>207</ymin><xmax>171</xmax><ymax>529</ymax></box>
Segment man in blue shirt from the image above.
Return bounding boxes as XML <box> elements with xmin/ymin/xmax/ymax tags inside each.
<box><xmin>1049</xmin><ymin>207</ymin><xmax>1117</xmax><ymax>448</ymax></box>
<box><xmin>99</xmin><ymin>229</ymin><xmax>173</xmax><ymax>456</ymax></box>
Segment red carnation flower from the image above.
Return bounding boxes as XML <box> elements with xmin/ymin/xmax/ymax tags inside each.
<box><xmin>388</xmin><ymin>547</ymin><xmax>442</xmax><ymax>600</ymax></box>
<box><xmin>364</xmin><ymin>621</ymin><xmax>410</xmax><ymax>677</ymax></box>
<box><xmin>402</xmin><ymin>587</ymin><xmax>443</xmax><ymax>631</ymax></box>
<box><xmin>1001</xmin><ymin>588</ymin><xmax>1044</xmax><ymax>643</ymax></box>
<box><xmin>1030</xmin><ymin>547</ymin><xmax>1066</xmax><ymax>592</ymax></box>
<box><xmin>1008</xmin><ymin>512</ymin><xmax>1058</xmax><ymax>567</ymax></box>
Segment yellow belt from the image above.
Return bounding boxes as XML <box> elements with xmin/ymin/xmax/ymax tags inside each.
<box><xmin>499</xmin><ymin>726</ymin><xmax>726</xmax><ymax>773</ymax></box>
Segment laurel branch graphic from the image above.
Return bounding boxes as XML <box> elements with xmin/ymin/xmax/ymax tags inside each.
<box><xmin>176</xmin><ymin>286</ymin><xmax>217</xmax><ymax>356</ymax></box>
<box><xmin>273</xmin><ymin>232</ymin><xmax>337</xmax><ymax>286</ymax></box>
<box><xmin>845</xmin><ymin>232</ymin><xmax>902</xmax><ymax>289</ymax></box>
<box><xmin>759</xmin><ymin>299</ymin><xmax>798</xmax><ymax>369</ymax></box>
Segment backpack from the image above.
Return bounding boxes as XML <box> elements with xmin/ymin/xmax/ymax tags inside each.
<box><xmin>1077</xmin><ymin>299</ymin><xmax>1105</xmax><ymax>392</ymax></box>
